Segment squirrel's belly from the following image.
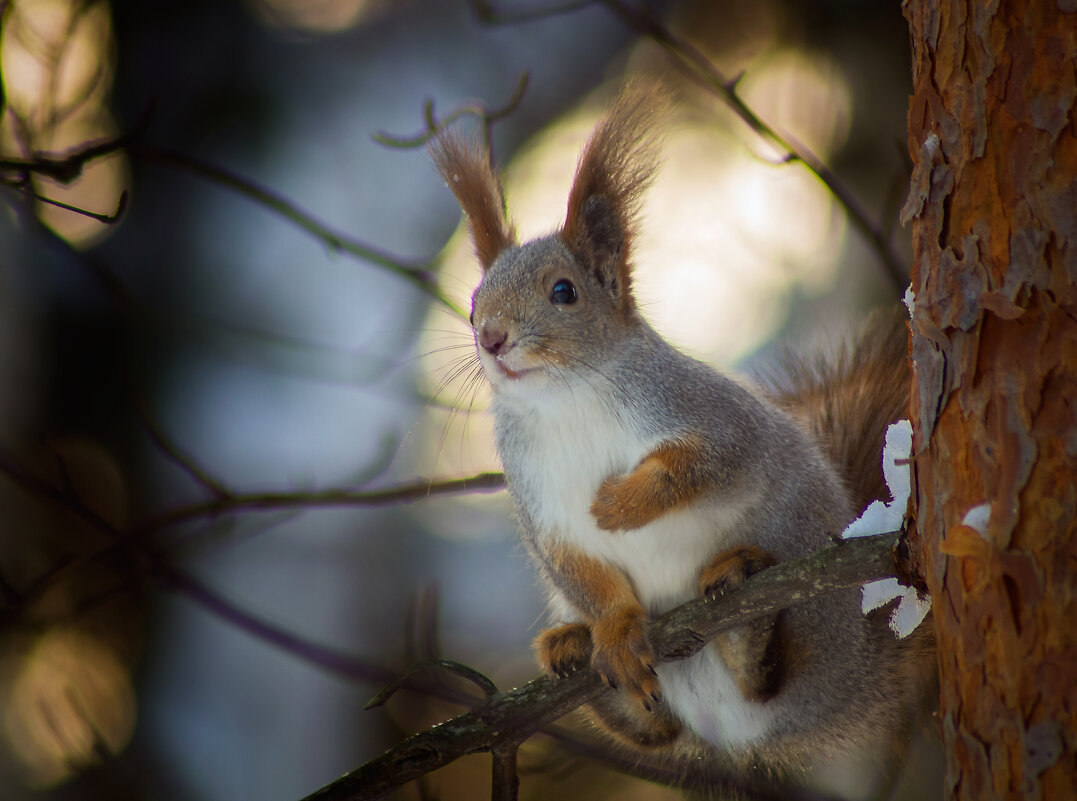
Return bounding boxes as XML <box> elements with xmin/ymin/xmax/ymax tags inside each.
<box><xmin>517</xmin><ymin>456</ymin><xmax>780</xmax><ymax>748</ymax></box>
<box><xmin>659</xmin><ymin>647</ymin><xmax>778</xmax><ymax>748</ymax></box>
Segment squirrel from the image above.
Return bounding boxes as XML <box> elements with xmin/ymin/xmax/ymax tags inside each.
<box><xmin>431</xmin><ymin>85</ymin><xmax>935</xmax><ymax>781</ymax></box>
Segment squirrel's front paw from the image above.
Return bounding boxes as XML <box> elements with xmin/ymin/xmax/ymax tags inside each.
<box><xmin>590</xmin><ymin>607</ymin><xmax>661</xmax><ymax>712</ymax></box>
<box><xmin>535</xmin><ymin>623</ymin><xmax>592</xmax><ymax>678</ymax></box>
<box><xmin>590</xmin><ymin>472</ymin><xmax>664</xmax><ymax>532</ymax></box>
<box><xmin>591</xmin><ymin>440</ymin><xmax>706</xmax><ymax>532</ymax></box>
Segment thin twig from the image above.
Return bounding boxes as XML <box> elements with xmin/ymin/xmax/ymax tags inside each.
<box><xmin>0</xmin><ymin>443</ymin><xmax>505</xmax><ymax>626</ymax></box>
<box><xmin>0</xmin><ymin>446</ymin><xmax>122</xmax><ymax>540</ymax></box>
<box><xmin>470</xmin><ymin>0</ymin><xmax>908</xmax><ymax>291</ymax></box>
<box><xmin>140</xmin><ymin>147</ymin><xmax>465</xmax><ymax>317</ymax></box>
<box><xmin>134</xmin><ymin>398</ymin><xmax>231</xmax><ymax>500</ymax></box>
<box><xmin>133</xmin><ymin>471</ymin><xmax>506</xmax><ymax>534</ymax></box>
<box><xmin>364</xmin><ymin>658</ymin><xmax>499</xmax><ymax>710</ymax></box>
<box><xmin>373</xmin><ymin>72</ymin><xmax>530</xmax><ymax>151</ymax></box>
<box><xmin>0</xmin><ymin>110</ymin><xmax>150</xmax><ymax>183</ymax></box>
<box><xmin>159</xmin><ymin>565</ymin><xmax>400</xmax><ymax>686</ymax></box>
<box><xmin>299</xmin><ymin>531</ymin><xmax>902</xmax><ymax>801</ymax></box>
<box><xmin>28</xmin><ymin>187</ymin><xmax>127</xmax><ymax>223</ymax></box>
<box><xmin>594</xmin><ymin>0</ymin><xmax>907</xmax><ymax>290</ymax></box>
<box><xmin>468</xmin><ymin>0</ymin><xmax>593</xmax><ymax>24</ymax></box>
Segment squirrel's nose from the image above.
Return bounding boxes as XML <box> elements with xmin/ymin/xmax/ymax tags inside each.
<box><xmin>479</xmin><ymin>322</ymin><xmax>508</xmax><ymax>356</ymax></box>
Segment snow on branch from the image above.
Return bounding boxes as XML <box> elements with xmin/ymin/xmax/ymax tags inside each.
<box><xmin>842</xmin><ymin>420</ymin><xmax>931</xmax><ymax>637</ymax></box>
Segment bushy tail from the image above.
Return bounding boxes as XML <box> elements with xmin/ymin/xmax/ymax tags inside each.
<box><xmin>762</xmin><ymin>310</ymin><xmax>937</xmax><ymax>777</ymax></box>
<box><xmin>759</xmin><ymin>307</ymin><xmax>911</xmax><ymax>513</ymax></box>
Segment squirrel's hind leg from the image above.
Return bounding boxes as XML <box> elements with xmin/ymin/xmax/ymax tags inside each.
<box><xmin>535</xmin><ymin>622</ymin><xmax>683</xmax><ymax>748</ymax></box>
<box><xmin>700</xmin><ymin>546</ymin><xmax>787</xmax><ymax>702</ymax></box>
<box><xmin>586</xmin><ymin>690</ymin><xmax>683</xmax><ymax>748</ymax></box>
<box><xmin>536</xmin><ymin>545</ymin><xmax>662</xmax><ymax>709</ymax></box>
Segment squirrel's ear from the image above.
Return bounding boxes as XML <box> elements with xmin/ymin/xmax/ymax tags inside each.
<box><xmin>431</xmin><ymin>133</ymin><xmax>516</xmax><ymax>272</ymax></box>
<box><xmin>561</xmin><ymin>84</ymin><xmax>663</xmax><ymax>314</ymax></box>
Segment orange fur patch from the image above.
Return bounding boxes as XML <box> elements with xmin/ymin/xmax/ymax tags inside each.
<box><xmin>546</xmin><ymin>542</ymin><xmax>639</xmax><ymax>614</ymax></box>
<box><xmin>590</xmin><ymin>606</ymin><xmax>660</xmax><ymax>709</ymax></box>
<box><xmin>541</xmin><ymin>544</ymin><xmax>659</xmax><ymax>709</ymax></box>
<box><xmin>535</xmin><ymin>622</ymin><xmax>592</xmax><ymax>676</ymax></box>
<box><xmin>590</xmin><ymin>436</ymin><xmax>707</xmax><ymax>531</ymax></box>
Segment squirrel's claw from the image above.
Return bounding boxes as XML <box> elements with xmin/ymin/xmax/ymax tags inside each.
<box><xmin>590</xmin><ymin>607</ymin><xmax>662</xmax><ymax>712</ymax></box>
<box><xmin>535</xmin><ymin>618</ymin><xmax>660</xmax><ymax>710</ymax></box>
<box><xmin>699</xmin><ymin>545</ymin><xmax>779</xmax><ymax>600</ymax></box>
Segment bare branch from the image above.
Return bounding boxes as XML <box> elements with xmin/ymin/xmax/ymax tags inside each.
<box><xmin>0</xmin><ymin>445</ymin><xmax>122</xmax><ymax>540</ymax></box>
<box><xmin>28</xmin><ymin>186</ymin><xmax>127</xmax><ymax>223</ymax></box>
<box><xmin>594</xmin><ymin>0</ymin><xmax>907</xmax><ymax>291</ymax></box>
<box><xmin>299</xmin><ymin>530</ymin><xmax>902</xmax><ymax>801</ymax></box>
<box><xmin>140</xmin><ymin>147</ymin><xmax>465</xmax><ymax>317</ymax></box>
<box><xmin>467</xmin><ymin>0</ymin><xmax>593</xmax><ymax>24</ymax></box>
<box><xmin>134</xmin><ymin>398</ymin><xmax>231</xmax><ymax>500</ymax></box>
<box><xmin>0</xmin><ymin>113</ymin><xmax>148</xmax><ymax>183</ymax></box>
<box><xmin>373</xmin><ymin>72</ymin><xmax>530</xmax><ymax>151</ymax></box>
<box><xmin>133</xmin><ymin>471</ymin><xmax>506</xmax><ymax>534</ymax></box>
<box><xmin>491</xmin><ymin>743</ymin><xmax>520</xmax><ymax>801</ymax></box>
<box><xmin>159</xmin><ymin>566</ymin><xmax>400</xmax><ymax>686</ymax></box>
<box><xmin>0</xmin><ymin>438</ymin><xmax>505</xmax><ymax>626</ymax></box>
<box><xmin>364</xmin><ymin>658</ymin><xmax>499</xmax><ymax>710</ymax></box>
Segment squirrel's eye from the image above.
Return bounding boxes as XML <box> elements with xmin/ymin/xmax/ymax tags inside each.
<box><xmin>549</xmin><ymin>279</ymin><xmax>577</xmax><ymax>305</ymax></box>
<box><xmin>469</xmin><ymin>306</ymin><xmax>475</xmax><ymax>326</ymax></box>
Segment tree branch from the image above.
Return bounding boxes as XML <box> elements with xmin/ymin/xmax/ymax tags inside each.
<box><xmin>160</xmin><ymin>565</ymin><xmax>400</xmax><ymax>686</ymax></box>
<box><xmin>0</xmin><ymin>126</ymin><xmax>141</xmax><ymax>184</ymax></box>
<box><xmin>373</xmin><ymin>71</ymin><xmax>530</xmax><ymax>152</ymax></box>
<box><xmin>467</xmin><ymin>0</ymin><xmax>593</xmax><ymax>24</ymax></box>
<box><xmin>133</xmin><ymin>471</ymin><xmax>506</xmax><ymax>534</ymax></box>
<box><xmin>29</xmin><ymin>186</ymin><xmax>128</xmax><ymax>223</ymax></box>
<box><xmin>299</xmin><ymin>530</ymin><xmax>903</xmax><ymax>801</ymax></box>
<box><xmin>594</xmin><ymin>0</ymin><xmax>907</xmax><ymax>292</ymax></box>
<box><xmin>0</xmin><ymin>442</ymin><xmax>505</xmax><ymax>624</ymax></box>
<box><xmin>139</xmin><ymin>147</ymin><xmax>465</xmax><ymax>317</ymax></box>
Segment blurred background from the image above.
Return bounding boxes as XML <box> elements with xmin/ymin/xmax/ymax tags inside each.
<box><xmin>0</xmin><ymin>1</ymin><xmax>938</xmax><ymax>799</ymax></box>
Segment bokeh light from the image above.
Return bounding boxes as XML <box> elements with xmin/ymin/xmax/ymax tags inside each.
<box><xmin>0</xmin><ymin>0</ymin><xmax>127</xmax><ymax>247</ymax></box>
<box><xmin>1</xmin><ymin>628</ymin><xmax>137</xmax><ymax>787</ymax></box>
<box><xmin>244</xmin><ymin>0</ymin><xmax>400</xmax><ymax>33</ymax></box>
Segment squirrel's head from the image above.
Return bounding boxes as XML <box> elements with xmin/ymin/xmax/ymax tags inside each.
<box><xmin>431</xmin><ymin>85</ymin><xmax>663</xmax><ymax>392</ymax></box>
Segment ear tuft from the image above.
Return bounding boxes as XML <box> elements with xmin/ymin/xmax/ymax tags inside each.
<box><xmin>430</xmin><ymin>133</ymin><xmax>517</xmax><ymax>271</ymax></box>
<box><xmin>561</xmin><ymin>83</ymin><xmax>665</xmax><ymax>313</ymax></box>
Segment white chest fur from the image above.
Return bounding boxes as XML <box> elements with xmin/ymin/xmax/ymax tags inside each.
<box><xmin>490</xmin><ymin>374</ymin><xmax>777</xmax><ymax>748</ymax></box>
<box><xmin>491</xmin><ymin>376</ymin><xmax>746</xmax><ymax>613</ymax></box>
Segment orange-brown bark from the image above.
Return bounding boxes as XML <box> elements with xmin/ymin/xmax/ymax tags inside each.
<box><xmin>903</xmin><ymin>2</ymin><xmax>1077</xmax><ymax>799</ymax></box>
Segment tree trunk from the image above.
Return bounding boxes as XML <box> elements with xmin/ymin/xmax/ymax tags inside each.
<box><xmin>902</xmin><ymin>1</ymin><xmax>1077</xmax><ymax>799</ymax></box>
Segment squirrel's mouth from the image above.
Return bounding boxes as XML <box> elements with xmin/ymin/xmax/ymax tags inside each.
<box><xmin>495</xmin><ymin>362</ymin><xmax>535</xmax><ymax>380</ymax></box>
<box><xmin>490</xmin><ymin>357</ymin><xmax>537</xmax><ymax>381</ymax></box>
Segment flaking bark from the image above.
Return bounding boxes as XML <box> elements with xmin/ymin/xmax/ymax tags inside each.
<box><xmin>903</xmin><ymin>2</ymin><xmax>1077</xmax><ymax>799</ymax></box>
